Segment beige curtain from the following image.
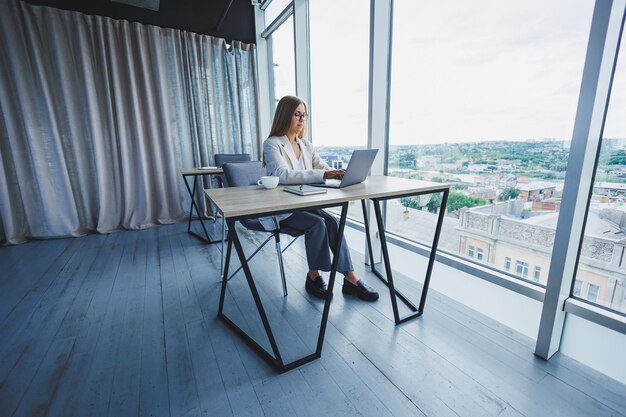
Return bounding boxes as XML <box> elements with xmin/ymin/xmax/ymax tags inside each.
<box><xmin>0</xmin><ymin>0</ymin><xmax>261</xmax><ymax>244</ymax></box>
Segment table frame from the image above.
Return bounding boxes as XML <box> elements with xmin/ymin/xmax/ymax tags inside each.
<box><xmin>181</xmin><ymin>168</ymin><xmax>223</xmax><ymax>244</ymax></box>
<box><xmin>206</xmin><ymin>177</ymin><xmax>450</xmax><ymax>373</ymax></box>
<box><xmin>218</xmin><ymin>201</ymin><xmax>349</xmax><ymax>373</ymax></box>
<box><xmin>362</xmin><ymin>188</ymin><xmax>449</xmax><ymax>324</ymax></box>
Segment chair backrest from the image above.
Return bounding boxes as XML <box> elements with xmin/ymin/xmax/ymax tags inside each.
<box><xmin>215</xmin><ymin>153</ymin><xmax>251</xmax><ymax>166</ymax></box>
<box><xmin>222</xmin><ymin>161</ymin><xmax>277</xmax><ymax>232</ymax></box>
<box><xmin>222</xmin><ymin>161</ymin><xmax>265</xmax><ymax>188</ymax></box>
<box><xmin>214</xmin><ymin>154</ymin><xmax>252</xmax><ymax>187</ymax></box>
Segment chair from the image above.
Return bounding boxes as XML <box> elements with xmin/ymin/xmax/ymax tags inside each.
<box><xmin>214</xmin><ymin>153</ymin><xmax>252</xmax><ymax>188</ymax></box>
<box><xmin>212</xmin><ymin>153</ymin><xmax>252</xmax><ymax>228</ymax></box>
<box><xmin>221</xmin><ymin>161</ymin><xmax>303</xmax><ymax>296</ymax></box>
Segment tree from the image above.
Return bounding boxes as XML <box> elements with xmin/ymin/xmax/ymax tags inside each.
<box><xmin>499</xmin><ymin>187</ymin><xmax>520</xmax><ymax>201</ymax></box>
<box><xmin>445</xmin><ymin>193</ymin><xmax>487</xmax><ymax>212</ymax></box>
<box><xmin>427</xmin><ymin>194</ymin><xmax>443</xmax><ymax>213</ymax></box>
<box><xmin>398</xmin><ymin>153</ymin><xmax>416</xmax><ymax>168</ymax></box>
<box><xmin>609</xmin><ymin>150</ymin><xmax>626</xmax><ymax>165</ymax></box>
<box><xmin>400</xmin><ymin>197</ymin><xmax>421</xmax><ymax>210</ymax></box>
<box><xmin>409</xmin><ymin>192</ymin><xmax>486</xmax><ymax>213</ymax></box>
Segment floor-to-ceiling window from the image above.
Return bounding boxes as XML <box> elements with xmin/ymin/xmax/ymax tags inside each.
<box><xmin>267</xmin><ymin>13</ymin><xmax>296</xmax><ymax>111</ymax></box>
<box><xmin>309</xmin><ymin>0</ymin><xmax>369</xmax><ymax>218</ymax></box>
<box><xmin>387</xmin><ymin>0</ymin><xmax>594</xmax><ymax>288</ymax></box>
<box><xmin>574</xmin><ymin>22</ymin><xmax>626</xmax><ymax>314</ymax></box>
<box><xmin>264</xmin><ymin>0</ymin><xmax>292</xmax><ymax>24</ymax></box>
<box><xmin>254</xmin><ymin>0</ymin><xmax>626</xmax><ymax>382</ymax></box>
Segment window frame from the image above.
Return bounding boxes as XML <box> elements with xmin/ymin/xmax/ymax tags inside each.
<box><xmin>534</xmin><ymin>266</ymin><xmax>542</xmax><ymax>282</ymax></box>
<box><xmin>587</xmin><ymin>283</ymin><xmax>600</xmax><ymax>302</ymax></box>
<box><xmin>573</xmin><ymin>279</ymin><xmax>583</xmax><ymax>296</ymax></box>
<box><xmin>515</xmin><ymin>261</ymin><xmax>529</xmax><ymax>279</ymax></box>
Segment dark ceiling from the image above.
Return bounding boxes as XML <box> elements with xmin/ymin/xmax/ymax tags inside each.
<box><xmin>22</xmin><ymin>0</ymin><xmax>257</xmax><ymax>44</ymax></box>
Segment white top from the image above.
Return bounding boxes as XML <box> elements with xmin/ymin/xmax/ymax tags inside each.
<box><xmin>275</xmin><ymin>147</ymin><xmax>308</xmax><ymax>223</ymax></box>
<box><xmin>263</xmin><ymin>135</ymin><xmax>330</xmax><ymax>185</ymax></box>
<box><xmin>296</xmin><ymin>152</ymin><xmax>307</xmax><ymax>171</ymax></box>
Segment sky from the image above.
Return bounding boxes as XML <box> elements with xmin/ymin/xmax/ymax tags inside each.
<box><xmin>272</xmin><ymin>0</ymin><xmax>625</xmax><ymax>147</ymax></box>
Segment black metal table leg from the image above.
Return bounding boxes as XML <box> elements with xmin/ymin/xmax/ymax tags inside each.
<box><xmin>361</xmin><ymin>199</ymin><xmax>377</xmax><ymax>268</ymax></box>
<box><xmin>220</xmin><ymin>217</ymin><xmax>284</xmax><ymax>368</ymax></box>
<box><xmin>362</xmin><ymin>190</ymin><xmax>449</xmax><ymax>325</ymax></box>
<box><xmin>182</xmin><ymin>174</ymin><xmax>220</xmax><ymax>244</ymax></box>
<box><xmin>372</xmin><ymin>199</ymin><xmax>406</xmax><ymax>323</ymax></box>
<box><xmin>418</xmin><ymin>189</ymin><xmax>449</xmax><ymax>313</ymax></box>
<box><xmin>217</xmin><ymin>203</ymin><xmax>349</xmax><ymax>373</ymax></box>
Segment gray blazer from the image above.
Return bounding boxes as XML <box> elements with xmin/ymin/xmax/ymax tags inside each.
<box><xmin>263</xmin><ymin>135</ymin><xmax>330</xmax><ymax>184</ymax></box>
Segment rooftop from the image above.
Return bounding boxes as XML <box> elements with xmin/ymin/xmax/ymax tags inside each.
<box><xmin>517</xmin><ymin>183</ymin><xmax>557</xmax><ymax>191</ymax></box>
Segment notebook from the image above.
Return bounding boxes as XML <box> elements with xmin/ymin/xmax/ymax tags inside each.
<box><xmin>284</xmin><ymin>185</ymin><xmax>328</xmax><ymax>196</ymax></box>
<box><xmin>310</xmin><ymin>149</ymin><xmax>379</xmax><ymax>188</ymax></box>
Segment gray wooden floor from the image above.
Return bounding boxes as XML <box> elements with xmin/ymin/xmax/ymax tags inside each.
<box><xmin>1</xmin><ymin>221</ymin><xmax>625</xmax><ymax>417</ymax></box>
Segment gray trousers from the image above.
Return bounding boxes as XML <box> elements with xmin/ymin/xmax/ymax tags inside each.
<box><xmin>279</xmin><ymin>209</ymin><xmax>354</xmax><ymax>274</ymax></box>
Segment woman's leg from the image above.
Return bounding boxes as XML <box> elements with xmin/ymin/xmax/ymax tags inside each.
<box><xmin>279</xmin><ymin>211</ymin><xmax>333</xmax><ymax>272</ymax></box>
<box><xmin>280</xmin><ymin>209</ymin><xmax>377</xmax><ymax>301</ymax></box>
<box><xmin>280</xmin><ymin>211</ymin><xmax>335</xmax><ymax>299</ymax></box>
<box><xmin>311</xmin><ymin>209</ymin><xmax>354</xmax><ymax>274</ymax></box>
<box><xmin>312</xmin><ymin>209</ymin><xmax>378</xmax><ymax>301</ymax></box>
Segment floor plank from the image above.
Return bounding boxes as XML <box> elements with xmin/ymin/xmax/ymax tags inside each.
<box><xmin>159</xmin><ymin>226</ymin><xmax>203</xmax><ymax>417</ymax></box>
<box><xmin>0</xmin><ymin>233</ymin><xmax>106</xmax><ymax>417</ymax></box>
<box><xmin>45</xmin><ymin>231</ymin><xmax>129</xmax><ymax>417</ymax></box>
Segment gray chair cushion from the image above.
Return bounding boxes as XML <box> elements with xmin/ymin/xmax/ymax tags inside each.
<box><xmin>221</xmin><ymin>162</ymin><xmax>303</xmax><ymax>238</ymax></box>
<box><xmin>215</xmin><ymin>153</ymin><xmax>252</xmax><ymax>166</ymax></box>
<box><xmin>222</xmin><ymin>161</ymin><xmax>265</xmax><ymax>187</ymax></box>
<box><xmin>222</xmin><ymin>161</ymin><xmax>275</xmax><ymax>231</ymax></box>
<box><xmin>214</xmin><ymin>153</ymin><xmax>251</xmax><ymax>187</ymax></box>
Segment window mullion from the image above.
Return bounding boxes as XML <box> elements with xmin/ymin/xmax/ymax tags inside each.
<box><xmin>536</xmin><ymin>0</ymin><xmax>626</xmax><ymax>359</ymax></box>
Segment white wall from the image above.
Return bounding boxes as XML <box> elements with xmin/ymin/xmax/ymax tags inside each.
<box><xmin>561</xmin><ymin>315</ymin><xmax>626</xmax><ymax>384</ymax></box>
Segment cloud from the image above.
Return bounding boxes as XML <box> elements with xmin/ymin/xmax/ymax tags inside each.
<box><xmin>305</xmin><ymin>0</ymin><xmax>599</xmax><ymax>147</ymax></box>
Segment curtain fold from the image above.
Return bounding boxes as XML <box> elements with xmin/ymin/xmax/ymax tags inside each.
<box><xmin>0</xmin><ymin>0</ymin><xmax>260</xmax><ymax>244</ymax></box>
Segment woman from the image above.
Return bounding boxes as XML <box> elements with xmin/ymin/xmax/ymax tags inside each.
<box><xmin>263</xmin><ymin>95</ymin><xmax>378</xmax><ymax>301</ymax></box>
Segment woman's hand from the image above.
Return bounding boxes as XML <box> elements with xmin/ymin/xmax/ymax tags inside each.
<box><xmin>323</xmin><ymin>169</ymin><xmax>346</xmax><ymax>180</ymax></box>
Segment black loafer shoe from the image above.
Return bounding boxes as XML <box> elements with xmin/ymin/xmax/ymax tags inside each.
<box><xmin>305</xmin><ymin>274</ymin><xmax>330</xmax><ymax>299</ymax></box>
<box><xmin>342</xmin><ymin>279</ymin><xmax>379</xmax><ymax>301</ymax></box>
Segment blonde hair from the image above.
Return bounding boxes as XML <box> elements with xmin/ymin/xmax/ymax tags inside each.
<box><xmin>268</xmin><ymin>95</ymin><xmax>308</xmax><ymax>139</ymax></box>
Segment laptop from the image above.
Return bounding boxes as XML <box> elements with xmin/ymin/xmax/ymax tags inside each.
<box><xmin>311</xmin><ymin>149</ymin><xmax>378</xmax><ymax>188</ymax></box>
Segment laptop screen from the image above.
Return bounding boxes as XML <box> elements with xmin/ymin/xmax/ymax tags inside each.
<box><xmin>335</xmin><ymin>149</ymin><xmax>378</xmax><ymax>187</ymax></box>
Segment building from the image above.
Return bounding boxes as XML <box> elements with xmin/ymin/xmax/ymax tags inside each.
<box><xmin>457</xmin><ymin>205</ymin><xmax>626</xmax><ymax>312</ymax></box>
<box><xmin>320</xmin><ymin>154</ymin><xmax>344</xmax><ymax>169</ymax></box>
<box><xmin>609</xmin><ymin>167</ymin><xmax>626</xmax><ymax>177</ymax></box>
<box><xmin>517</xmin><ymin>183</ymin><xmax>556</xmax><ymax>202</ymax></box>
<box><xmin>595</xmin><ymin>181</ymin><xmax>626</xmax><ymax>196</ymax></box>
<box><xmin>466</xmin><ymin>186</ymin><xmax>497</xmax><ymax>201</ymax></box>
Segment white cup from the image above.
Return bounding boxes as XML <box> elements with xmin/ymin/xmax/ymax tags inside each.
<box><xmin>257</xmin><ymin>176</ymin><xmax>279</xmax><ymax>189</ymax></box>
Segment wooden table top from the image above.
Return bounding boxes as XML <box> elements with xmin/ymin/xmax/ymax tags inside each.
<box><xmin>181</xmin><ymin>167</ymin><xmax>224</xmax><ymax>175</ymax></box>
<box><xmin>204</xmin><ymin>175</ymin><xmax>450</xmax><ymax>219</ymax></box>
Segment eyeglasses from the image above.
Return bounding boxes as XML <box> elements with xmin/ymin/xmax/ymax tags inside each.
<box><xmin>293</xmin><ymin>111</ymin><xmax>308</xmax><ymax>121</ymax></box>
